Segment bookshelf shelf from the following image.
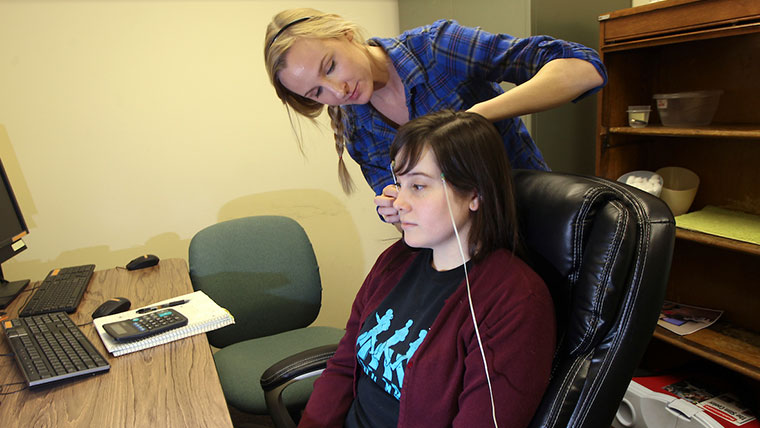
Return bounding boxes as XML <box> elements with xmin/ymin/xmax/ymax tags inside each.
<box><xmin>653</xmin><ymin>323</ymin><xmax>760</xmax><ymax>382</ymax></box>
<box><xmin>676</xmin><ymin>228</ymin><xmax>760</xmax><ymax>256</ymax></box>
<box><xmin>607</xmin><ymin>125</ymin><xmax>760</xmax><ymax>139</ymax></box>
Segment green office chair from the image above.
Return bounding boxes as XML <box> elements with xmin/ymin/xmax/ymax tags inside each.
<box><xmin>188</xmin><ymin>215</ymin><xmax>345</xmax><ymax>420</ymax></box>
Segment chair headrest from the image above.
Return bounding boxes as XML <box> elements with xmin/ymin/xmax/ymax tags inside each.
<box><xmin>513</xmin><ymin>170</ymin><xmax>672</xmax><ymax>355</ymax></box>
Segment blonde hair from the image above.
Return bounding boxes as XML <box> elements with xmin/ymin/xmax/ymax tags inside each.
<box><xmin>264</xmin><ymin>8</ymin><xmax>365</xmax><ymax>194</ymax></box>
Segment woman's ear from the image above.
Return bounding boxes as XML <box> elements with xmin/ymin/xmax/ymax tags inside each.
<box><xmin>469</xmin><ymin>192</ymin><xmax>480</xmax><ymax>212</ymax></box>
<box><xmin>344</xmin><ymin>29</ymin><xmax>354</xmax><ymax>42</ymax></box>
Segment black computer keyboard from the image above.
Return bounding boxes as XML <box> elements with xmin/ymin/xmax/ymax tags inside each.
<box><xmin>2</xmin><ymin>312</ymin><xmax>110</xmax><ymax>387</ymax></box>
<box><xmin>19</xmin><ymin>264</ymin><xmax>95</xmax><ymax>317</ymax></box>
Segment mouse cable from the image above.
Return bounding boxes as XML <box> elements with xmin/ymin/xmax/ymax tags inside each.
<box><xmin>15</xmin><ymin>285</ymin><xmax>39</xmax><ymax>313</ymax></box>
<box><xmin>442</xmin><ymin>175</ymin><xmax>498</xmax><ymax>428</ymax></box>
<box><xmin>0</xmin><ymin>381</ymin><xmax>27</xmax><ymax>396</ymax></box>
<box><xmin>16</xmin><ymin>286</ymin><xmax>37</xmax><ymax>294</ymax></box>
<box><xmin>77</xmin><ymin>321</ymin><xmax>93</xmax><ymax>328</ymax></box>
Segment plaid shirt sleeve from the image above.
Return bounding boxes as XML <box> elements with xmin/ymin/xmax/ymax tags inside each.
<box><xmin>428</xmin><ymin>19</ymin><xmax>606</xmax><ymax>101</ymax></box>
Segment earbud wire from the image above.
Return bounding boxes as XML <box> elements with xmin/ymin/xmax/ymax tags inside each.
<box><xmin>441</xmin><ymin>174</ymin><xmax>498</xmax><ymax>428</ymax></box>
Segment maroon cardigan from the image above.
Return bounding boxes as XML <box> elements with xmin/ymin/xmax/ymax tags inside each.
<box><xmin>299</xmin><ymin>241</ymin><xmax>556</xmax><ymax>428</ymax></box>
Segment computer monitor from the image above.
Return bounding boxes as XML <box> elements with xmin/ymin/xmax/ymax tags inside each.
<box><xmin>0</xmin><ymin>156</ymin><xmax>30</xmax><ymax>308</ymax></box>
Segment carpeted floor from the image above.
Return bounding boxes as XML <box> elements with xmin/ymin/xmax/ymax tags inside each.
<box><xmin>227</xmin><ymin>405</ymin><xmax>276</xmax><ymax>428</ymax></box>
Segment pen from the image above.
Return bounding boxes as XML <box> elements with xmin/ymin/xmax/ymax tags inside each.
<box><xmin>136</xmin><ymin>299</ymin><xmax>188</xmax><ymax>314</ymax></box>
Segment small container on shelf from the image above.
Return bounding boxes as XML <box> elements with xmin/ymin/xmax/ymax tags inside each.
<box><xmin>626</xmin><ymin>105</ymin><xmax>652</xmax><ymax>128</ymax></box>
<box><xmin>653</xmin><ymin>90</ymin><xmax>723</xmax><ymax>127</ymax></box>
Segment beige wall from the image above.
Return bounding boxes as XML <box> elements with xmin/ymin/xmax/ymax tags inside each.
<box><xmin>0</xmin><ymin>0</ymin><xmax>400</xmax><ymax>328</ymax></box>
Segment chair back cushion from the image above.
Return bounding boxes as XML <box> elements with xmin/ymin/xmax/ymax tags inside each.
<box><xmin>513</xmin><ymin>170</ymin><xmax>675</xmax><ymax>428</ymax></box>
<box><xmin>189</xmin><ymin>216</ymin><xmax>322</xmax><ymax>348</ymax></box>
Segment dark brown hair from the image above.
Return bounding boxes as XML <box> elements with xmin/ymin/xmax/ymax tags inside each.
<box><xmin>390</xmin><ymin>110</ymin><xmax>521</xmax><ymax>261</ymax></box>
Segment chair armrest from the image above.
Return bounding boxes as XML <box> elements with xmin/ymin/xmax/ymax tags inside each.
<box><xmin>260</xmin><ymin>344</ymin><xmax>338</xmax><ymax>428</ymax></box>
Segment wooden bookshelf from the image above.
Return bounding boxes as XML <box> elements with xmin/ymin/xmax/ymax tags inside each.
<box><xmin>597</xmin><ymin>0</ymin><xmax>760</xmax><ymax>397</ymax></box>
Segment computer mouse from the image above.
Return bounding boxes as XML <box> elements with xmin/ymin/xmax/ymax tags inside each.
<box><xmin>126</xmin><ymin>254</ymin><xmax>159</xmax><ymax>271</ymax></box>
<box><xmin>92</xmin><ymin>297</ymin><xmax>131</xmax><ymax>319</ymax></box>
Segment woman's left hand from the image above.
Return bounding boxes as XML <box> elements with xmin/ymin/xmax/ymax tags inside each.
<box><xmin>374</xmin><ymin>184</ymin><xmax>400</xmax><ymax>224</ymax></box>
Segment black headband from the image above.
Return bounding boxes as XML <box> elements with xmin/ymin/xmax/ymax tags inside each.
<box><xmin>268</xmin><ymin>16</ymin><xmax>313</xmax><ymax>49</ymax></box>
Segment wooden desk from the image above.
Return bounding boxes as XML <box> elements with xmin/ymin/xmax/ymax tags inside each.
<box><xmin>0</xmin><ymin>259</ymin><xmax>233</xmax><ymax>427</ymax></box>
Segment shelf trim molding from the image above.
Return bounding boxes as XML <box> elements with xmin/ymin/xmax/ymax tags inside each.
<box><xmin>676</xmin><ymin>228</ymin><xmax>760</xmax><ymax>256</ymax></box>
<box><xmin>603</xmin><ymin>21</ymin><xmax>760</xmax><ymax>52</ymax></box>
<box><xmin>606</xmin><ymin>125</ymin><xmax>760</xmax><ymax>139</ymax></box>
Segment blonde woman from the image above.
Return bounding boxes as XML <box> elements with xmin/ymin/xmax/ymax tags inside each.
<box><xmin>264</xmin><ymin>8</ymin><xmax>605</xmax><ymax>224</ymax></box>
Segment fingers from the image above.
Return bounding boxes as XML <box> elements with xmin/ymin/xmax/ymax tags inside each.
<box><xmin>382</xmin><ymin>184</ymin><xmax>398</xmax><ymax>199</ymax></box>
<box><xmin>374</xmin><ymin>185</ymin><xmax>398</xmax><ymax>207</ymax></box>
<box><xmin>378</xmin><ymin>207</ymin><xmax>400</xmax><ymax>224</ymax></box>
<box><xmin>375</xmin><ymin>184</ymin><xmax>400</xmax><ymax>224</ymax></box>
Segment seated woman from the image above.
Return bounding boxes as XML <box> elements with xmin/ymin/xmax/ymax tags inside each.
<box><xmin>299</xmin><ymin>110</ymin><xmax>556</xmax><ymax>428</ymax></box>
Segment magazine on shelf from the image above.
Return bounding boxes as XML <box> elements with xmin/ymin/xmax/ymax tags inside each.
<box><xmin>658</xmin><ymin>300</ymin><xmax>723</xmax><ymax>336</ymax></box>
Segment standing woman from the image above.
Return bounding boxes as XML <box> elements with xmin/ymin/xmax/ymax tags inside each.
<box><xmin>264</xmin><ymin>8</ymin><xmax>605</xmax><ymax>223</ymax></box>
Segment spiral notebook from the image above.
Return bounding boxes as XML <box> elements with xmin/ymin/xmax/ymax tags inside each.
<box><xmin>93</xmin><ymin>290</ymin><xmax>234</xmax><ymax>356</ymax></box>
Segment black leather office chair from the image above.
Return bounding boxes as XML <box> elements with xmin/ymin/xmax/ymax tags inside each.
<box><xmin>261</xmin><ymin>170</ymin><xmax>676</xmax><ymax>428</ymax></box>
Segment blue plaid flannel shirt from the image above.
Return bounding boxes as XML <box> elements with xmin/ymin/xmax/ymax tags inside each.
<box><xmin>342</xmin><ymin>19</ymin><xmax>607</xmax><ymax>197</ymax></box>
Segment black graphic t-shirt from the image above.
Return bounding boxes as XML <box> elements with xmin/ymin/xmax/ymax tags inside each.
<box><xmin>345</xmin><ymin>249</ymin><xmax>468</xmax><ymax>428</ymax></box>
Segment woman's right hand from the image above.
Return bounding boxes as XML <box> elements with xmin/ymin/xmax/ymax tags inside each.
<box><xmin>374</xmin><ymin>184</ymin><xmax>400</xmax><ymax>224</ymax></box>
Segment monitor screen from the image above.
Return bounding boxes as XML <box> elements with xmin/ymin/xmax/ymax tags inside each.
<box><xmin>0</xmin><ymin>155</ymin><xmax>29</xmax><ymax>309</ymax></box>
<box><xmin>0</xmin><ymin>156</ymin><xmax>30</xmax><ymax>308</ymax></box>
<box><xmin>0</xmin><ymin>157</ymin><xmax>28</xmax><ymax>265</ymax></box>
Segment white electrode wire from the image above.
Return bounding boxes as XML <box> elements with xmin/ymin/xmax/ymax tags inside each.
<box><xmin>441</xmin><ymin>175</ymin><xmax>498</xmax><ymax>428</ymax></box>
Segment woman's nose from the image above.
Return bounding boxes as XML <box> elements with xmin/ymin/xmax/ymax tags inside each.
<box><xmin>326</xmin><ymin>79</ymin><xmax>348</xmax><ymax>98</ymax></box>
